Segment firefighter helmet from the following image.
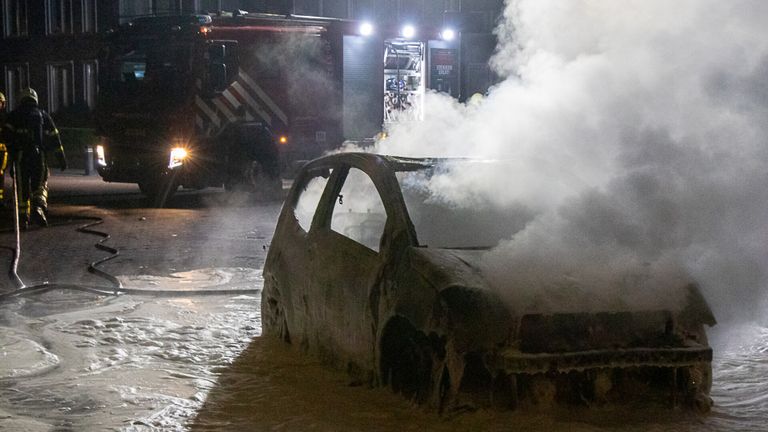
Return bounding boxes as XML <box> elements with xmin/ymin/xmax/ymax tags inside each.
<box><xmin>19</xmin><ymin>87</ymin><xmax>38</xmax><ymax>104</ymax></box>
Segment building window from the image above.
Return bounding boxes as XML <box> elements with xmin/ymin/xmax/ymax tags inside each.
<box><xmin>377</xmin><ymin>0</ymin><xmax>398</xmax><ymax>23</ymax></box>
<box><xmin>119</xmin><ymin>0</ymin><xmax>152</xmax><ymax>24</ymax></box>
<box><xmin>197</xmin><ymin>0</ymin><xmax>220</xmax><ymax>14</ymax></box>
<box><xmin>322</xmin><ymin>0</ymin><xmax>352</xmax><ymax>18</ymax></box>
<box><xmin>81</xmin><ymin>0</ymin><xmax>97</xmax><ymax>33</ymax></box>
<box><xmin>293</xmin><ymin>0</ymin><xmax>319</xmax><ymax>15</ymax></box>
<box><xmin>3</xmin><ymin>0</ymin><xmax>29</xmax><ymax>37</ymax></box>
<box><xmin>47</xmin><ymin>62</ymin><xmax>75</xmax><ymax>113</ymax></box>
<box><xmin>3</xmin><ymin>63</ymin><xmax>29</xmax><ymax>109</ymax></box>
<box><xmin>82</xmin><ymin>61</ymin><xmax>98</xmax><ymax>109</ymax></box>
<box><xmin>152</xmin><ymin>0</ymin><xmax>182</xmax><ymax>15</ymax></box>
<box><xmin>352</xmin><ymin>0</ymin><xmax>374</xmax><ymax>19</ymax></box>
<box><xmin>399</xmin><ymin>0</ymin><xmax>424</xmax><ymax>23</ymax></box>
<box><xmin>46</xmin><ymin>0</ymin><xmax>74</xmax><ymax>35</ymax></box>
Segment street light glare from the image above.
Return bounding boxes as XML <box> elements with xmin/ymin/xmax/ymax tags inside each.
<box><xmin>441</xmin><ymin>28</ymin><xmax>455</xmax><ymax>41</ymax></box>
<box><xmin>359</xmin><ymin>22</ymin><xmax>373</xmax><ymax>36</ymax></box>
<box><xmin>401</xmin><ymin>24</ymin><xmax>416</xmax><ymax>39</ymax></box>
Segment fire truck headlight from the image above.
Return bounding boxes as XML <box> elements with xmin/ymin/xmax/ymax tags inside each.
<box><xmin>401</xmin><ymin>24</ymin><xmax>416</xmax><ymax>39</ymax></box>
<box><xmin>359</xmin><ymin>22</ymin><xmax>374</xmax><ymax>36</ymax></box>
<box><xmin>169</xmin><ymin>147</ymin><xmax>188</xmax><ymax>169</ymax></box>
<box><xmin>441</xmin><ymin>28</ymin><xmax>455</xmax><ymax>41</ymax></box>
<box><xmin>95</xmin><ymin>145</ymin><xmax>107</xmax><ymax>167</ymax></box>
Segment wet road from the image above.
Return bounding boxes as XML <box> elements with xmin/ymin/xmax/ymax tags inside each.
<box><xmin>0</xmin><ymin>173</ymin><xmax>767</xmax><ymax>431</ymax></box>
<box><xmin>0</xmin><ymin>173</ymin><xmax>277</xmax><ymax>430</ymax></box>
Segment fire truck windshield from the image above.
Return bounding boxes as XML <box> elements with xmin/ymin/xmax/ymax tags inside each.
<box><xmin>108</xmin><ymin>43</ymin><xmax>192</xmax><ymax>96</ymax></box>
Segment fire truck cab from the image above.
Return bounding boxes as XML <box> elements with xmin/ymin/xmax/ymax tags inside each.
<box><xmin>95</xmin><ymin>13</ymin><xmax>355</xmax><ymax>203</ymax></box>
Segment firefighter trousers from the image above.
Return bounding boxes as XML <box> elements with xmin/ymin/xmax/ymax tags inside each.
<box><xmin>12</xmin><ymin>149</ymin><xmax>49</xmax><ymax>221</ymax></box>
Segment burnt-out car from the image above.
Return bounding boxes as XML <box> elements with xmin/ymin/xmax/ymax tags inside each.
<box><xmin>262</xmin><ymin>152</ymin><xmax>716</xmax><ymax>412</ymax></box>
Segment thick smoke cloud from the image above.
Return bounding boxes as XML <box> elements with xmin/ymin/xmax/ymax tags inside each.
<box><xmin>376</xmin><ymin>0</ymin><xmax>768</xmax><ymax>321</ymax></box>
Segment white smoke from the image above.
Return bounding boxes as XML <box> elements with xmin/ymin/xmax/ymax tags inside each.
<box><xmin>376</xmin><ymin>0</ymin><xmax>768</xmax><ymax>321</ymax></box>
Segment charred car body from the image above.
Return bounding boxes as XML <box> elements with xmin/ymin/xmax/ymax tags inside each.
<box><xmin>262</xmin><ymin>152</ymin><xmax>716</xmax><ymax>412</ymax></box>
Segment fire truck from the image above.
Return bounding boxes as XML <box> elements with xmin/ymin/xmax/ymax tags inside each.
<box><xmin>93</xmin><ymin>11</ymin><xmax>454</xmax><ymax>204</ymax></box>
<box><xmin>95</xmin><ymin>12</ymin><xmax>376</xmax><ymax>203</ymax></box>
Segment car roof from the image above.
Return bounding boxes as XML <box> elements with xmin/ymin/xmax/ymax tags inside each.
<box><xmin>301</xmin><ymin>152</ymin><xmax>468</xmax><ymax>173</ymax></box>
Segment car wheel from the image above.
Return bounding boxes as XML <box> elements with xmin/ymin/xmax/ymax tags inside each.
<box><xmin>380</xmin><ymin>316</ymin><xmax>437</xmax><ymax>404</ymax></box>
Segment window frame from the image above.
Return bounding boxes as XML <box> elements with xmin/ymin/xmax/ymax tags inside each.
<box><xmin>327</xmin><ymin>165</ymin><xmax>388</xmax><ymax>252</ymax></box>
<box><xmin>82</xmin><ymin>60</ymin><xmax>98</xmax><ymax>109</ymax></box>
<box><xmin>293</xmin><ymin>168</ymin><xmax>334</xmax><ymax>233</ymax></box>
<box><xmin>46</xmin><ymin>0</ymin><xmax>75</xmax><ymax>35</ymax></box>
<box><xmin>3</xmin><ymin>63</ymin><xmax>30</xmax><ymax>109</ymax></box>
<box><xmin>46</xmin><ymin>61</ymin><xmax>76</xmax><ymax>113</ymax></box>
<box><xmin>2</xmin><ymin>0</ymin><xmax>29</xmax><ymax>38</ymax></box>
<box><xmin>80</xmin><ymin>0</ymin><xmax>97</xmax><ymax>33</ymax></box>
<box><xmin>118</xmin><ymin>0</ymin><xmax>152</xmax><ymax>24</ymax></box>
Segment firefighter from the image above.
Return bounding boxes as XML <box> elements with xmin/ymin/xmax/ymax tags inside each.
<box><xmin>2</xmin><ymin>88</ymin><xmax>67</xmax><ymax>228</ymax></box>
<box><xmin>0</xmin><ymin>91</ymin><xmax>7</xmax><ymax>206</ymax></box>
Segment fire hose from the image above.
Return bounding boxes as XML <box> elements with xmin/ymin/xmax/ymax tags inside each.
<box><xmin>1</xmin><ymin>162</ymin><xmax>261</xmax><ymax>303</ymax></box>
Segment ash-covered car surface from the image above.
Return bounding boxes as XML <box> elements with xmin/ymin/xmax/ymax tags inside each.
<box><xmin>261</xmin><ymin>152</ymin><xmax>716</xmax><ymax>412</ymax></box>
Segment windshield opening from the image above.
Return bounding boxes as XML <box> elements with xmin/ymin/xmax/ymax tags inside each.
<box><xmin>397</xmin><ymin>163</ymin><xmax>533</xmax><ymax>250</ymax></box>
<box><xmin>119</xmin><ymin>50</ymin><xmax>147</xmax><ymax>81</ymax></box>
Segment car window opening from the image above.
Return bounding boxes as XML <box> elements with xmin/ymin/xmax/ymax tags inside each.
<box><xmin>396</xmin><ymin>165</ymin><xmax>532</xmax><ymax>250</ymax></box>
<box><xmin>295</xmin><ymin>172</ymin><xmax>332</xmax><ymax>232</ymax></box>
<box><xmin>331</xmin><ymin>168</ymin><xmax>386</xmax><ymax>252</ymax></box>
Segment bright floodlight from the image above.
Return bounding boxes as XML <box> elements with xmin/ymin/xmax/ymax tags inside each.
<box><xmin>441</xmin><ymin>28</ymin><xmax>455</xmax><ymax>41</ymax></box>
<box><xmin>168</xmin><ymin>147</ymin><xmax>188</xmax><ymax>169</ymax></box>
<box><xmin>359</xmin><ymin>22</ymin><xmax>373</xmax><ymax>36</ymax></box>
<box><xmin>401</xmin><ymin>24</ymin><xmax>416</xmax><ymax>39</ymax></box>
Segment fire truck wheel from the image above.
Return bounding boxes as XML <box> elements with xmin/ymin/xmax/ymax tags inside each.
<box><xmin>137</xmin><ymin>181</ymin><xmax>153</xmax><ymax>196</ymax></box>
<box><xmin>138</xmin><ymin>178</ymin><xmax>178</xmax><ymax>207</ymax></box>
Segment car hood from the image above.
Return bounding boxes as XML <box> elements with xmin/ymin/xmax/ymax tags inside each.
<box><xmin>408</xmin><ymin>247</ymin><xmax>489</xmax><ymax>293</ymax></box>
<box><xmin>408</xmin><ymin>247</ymin><xmax>715</xmax><ymax>324</ymax></box>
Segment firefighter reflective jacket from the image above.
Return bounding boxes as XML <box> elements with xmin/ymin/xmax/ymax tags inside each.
<box><xmin>2</xmin><ymin>101</ymin><xmax>64</xmax><ymax>219</ymax></box>
<box><xmin>2</xmin><ymin>102</ymin><xmax>64</xmax><ymax>157</ymax></box>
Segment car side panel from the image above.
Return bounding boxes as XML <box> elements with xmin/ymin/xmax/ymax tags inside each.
<box><xmin>262</xmin><ymin>217</ymin><xmax>315</xmax><ymax>343</ymax></box>
<box><xmin>309</xmin><ymin>228</ymin><xmax>381</xmax><ymax>378</ymax></box>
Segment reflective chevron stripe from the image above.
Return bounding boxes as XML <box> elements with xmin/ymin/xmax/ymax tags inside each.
<box><xmin>230</xmin><ymin>81</ymin><xmax>272</xmax><ymax>125</ymax></box>
<box><xmin>194</xmin><ymin>69</ymin><xmax>289</xmax><ymax>136</ymax></box>
<box><xmin>237</xmin><ymin>70</ymin><xmax>288</xmax><ymax>125</ymax></box>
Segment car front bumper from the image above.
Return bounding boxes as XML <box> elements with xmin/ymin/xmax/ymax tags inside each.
<box><xmin>501</xmin><ymin>346</ymin><xmax>712</xmax><ymax>374</ymax></box>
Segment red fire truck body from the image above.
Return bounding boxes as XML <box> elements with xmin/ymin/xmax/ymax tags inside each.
<box><xmin>95</xmin><ymin>13</ymin><xmax>358</xmax><ymax>200</ymax></box>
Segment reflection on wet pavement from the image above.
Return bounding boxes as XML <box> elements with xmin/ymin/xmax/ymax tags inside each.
<box><xmin>0</xmin><ymin>268</ymin><xmax>261</xmax><ymax>431</ymax></box>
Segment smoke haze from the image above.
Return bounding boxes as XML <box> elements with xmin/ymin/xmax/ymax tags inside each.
<box><xmin>376</xmin><ymin>0</ymin><xmax>768</xmax><ymax>321</ymax></box>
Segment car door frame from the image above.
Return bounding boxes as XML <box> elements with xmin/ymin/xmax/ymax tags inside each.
<box><xmin>304</xmin><ymin>155</ymin><xmax>415</xmax><ymax>375</ymax></box>
<box><xmin>262</xmin><ymin>162</ymin><xmax>337</xmax><ymax>344</ymax></box>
